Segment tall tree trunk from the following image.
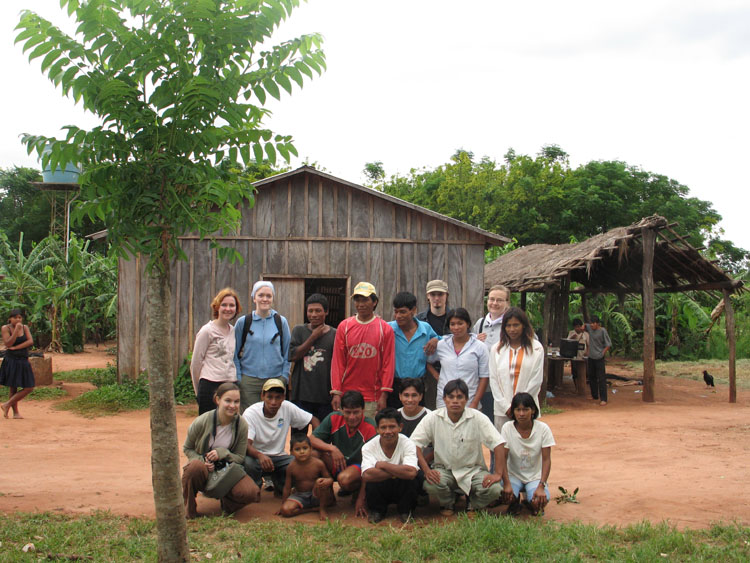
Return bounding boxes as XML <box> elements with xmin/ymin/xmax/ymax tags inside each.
<box><xmin>146</xmin><ymin>266</ymin><xmax>189</xmax><ymax>562</ymax></box>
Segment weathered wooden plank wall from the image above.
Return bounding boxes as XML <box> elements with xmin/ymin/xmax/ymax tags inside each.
<box><xmin>117</xmin><ymin>171</ymin><xmax>495</xmax><ymax>378</ymax></box>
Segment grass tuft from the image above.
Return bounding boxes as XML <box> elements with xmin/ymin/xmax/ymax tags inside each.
<box><xmin>0</xmin><ymin>386</ymin><xmax>66</xmax><ymax>401</ymax></box>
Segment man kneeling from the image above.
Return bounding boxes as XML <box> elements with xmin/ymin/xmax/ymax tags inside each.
<box><xmin>411</xmin><ymin>379</ymin><xmax>507</xmax><ymax>516</ymax></box>
<box><xmin>361</xmin><ymin>407</ymin><xmax>420</xmax><ymax>523</ymax></box>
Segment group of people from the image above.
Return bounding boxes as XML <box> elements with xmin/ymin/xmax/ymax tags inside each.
<box><xmin>184</xmin><ymin>278</ymin><xmax>611</xmax><ymax>523</ymax></box>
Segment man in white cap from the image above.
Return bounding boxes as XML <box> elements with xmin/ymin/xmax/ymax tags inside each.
<box><xmin>416</xmin><ymin>280</ymin><xmax>452</xmax><ymax>409</ymax></box>
<box><xmin>330</xmin><ymin>282</ymin><xmax>395</xmax><ymax>420</ymax></box>
<box><xmin>243</xmin><ymin>378</ymin><xmax>319</xmax><ymax>493</ymax></box>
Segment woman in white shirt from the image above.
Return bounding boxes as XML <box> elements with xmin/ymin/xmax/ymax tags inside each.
<box><xmin>488</xmin><ymin>307</ymin><xmax>544</xmax><ymax>431</ymax></box>
<box><xmin>500</xmin><ymin>392</ymin><xmax>555</xmax><ymax>516</ymax></box>
<box><xmin>429</xmin><ymin>308</ymin><xmax>489</xmax><ymax>410</ymax></box>
<box><xmin>191</xmin><ymin>288</ymin><xmax>242</xmax><ymax>414</ymax></box>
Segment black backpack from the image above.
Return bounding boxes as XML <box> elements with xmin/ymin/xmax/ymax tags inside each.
<box><xmin>237</xmin><ymin>313</ymin><xmax>283</xmax><ymax>358</ymax></box>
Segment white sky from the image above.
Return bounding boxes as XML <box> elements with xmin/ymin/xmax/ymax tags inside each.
<box><xmin>2</xmin><ymin>0</ymin><xmax>749</xmax><ymax>250</ymax></box>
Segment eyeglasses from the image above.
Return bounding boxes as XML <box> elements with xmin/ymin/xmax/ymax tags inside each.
<box><xmin>488</xmin><ymin>298</ymin><xmax>508</xmax><ymax>303</ymax></box>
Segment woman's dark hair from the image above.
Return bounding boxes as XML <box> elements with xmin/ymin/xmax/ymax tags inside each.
<box><xmin>443</xmin><ymin>378</ymin><xmax>469</xmax><ymax>399</ymax></box>
<box><xmin>398</xmin><ymin>377</ymin><xmax>424</xmax><ymax>396</ymax></box>
<box><xmin>446</xmin><ymin>307</ymin><xmax>472</xmax><ymax>328</ymax></box>
<box><xmin>341</xmin><ymin>390</ymin><xmax>365</xmax><ymax>410</ymax></box>
<box><xmin>7</xmin><ymin>308</ymin><xmax>23</xmax><ymax>320</ymax></box>
<box><xmin>498</xmin><ymin>307</ymin><xmax>535</xmax><ymax>353</ymax></box>
<box><xmin>509</xmin><ymin>392</ymin><xmax>539</xmax><ymax>420</ymax></box>
<box><xmin>213</xmin><ymin>382</ymin><xmax>240</xmax><ymax>401</ymax></box>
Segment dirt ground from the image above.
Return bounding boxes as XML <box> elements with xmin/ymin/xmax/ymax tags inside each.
<box><xmin>0</xmin><ymin>348</ymin><xmax>748</xmax><ymax>530</ymax></box>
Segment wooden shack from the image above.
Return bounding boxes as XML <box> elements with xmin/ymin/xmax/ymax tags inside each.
<box><xmin>118</xmin><ymin>166</ymin><xmax>509</xmax><ymax>378</ymax></box>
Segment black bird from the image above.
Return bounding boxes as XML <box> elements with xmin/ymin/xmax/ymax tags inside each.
<box><xmin>703</xmin><ymin>370</ymin><xmax>715</xmax><ymax>388</ymax></box>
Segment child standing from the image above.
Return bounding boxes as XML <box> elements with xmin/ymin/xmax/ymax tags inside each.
<box><xmin>585</xmin><ymin>315</ymin><xmax>612</xmax><ymax>405</ymax></box>
<box><xmin>277</xmin><ymin>433</ymin><xmax>335</xmax><ymax>520</ymax></box>
<box><xmin>500</xmin><ymin>392</ymin><xmax>555</xmax><ymax>516</ymax></box>
<box><xmin>0</xmin><ymin>309</ymin><xmax>35</xmax><ymax>419</ymax></box>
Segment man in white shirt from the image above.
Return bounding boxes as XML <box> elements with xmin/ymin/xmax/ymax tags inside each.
<box><xmin>411</xmin><ymin>379</ymin><xmax>508</xmax><ymax>515</ymax></box>
<box><xmin>360</xmin><ymin>407</ymin><xmax>420</xmax><ymax>524</ymax></box>
<box><xmin>242</xmin><ymin>379</ymin><xmax>319</xmax><ymax>493</ymax></box>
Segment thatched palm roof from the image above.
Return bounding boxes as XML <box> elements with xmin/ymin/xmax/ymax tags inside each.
<box><xmin>485</xmin><ymin>215</ymin><xmax>742</xmax><ymax>295</ymax></box>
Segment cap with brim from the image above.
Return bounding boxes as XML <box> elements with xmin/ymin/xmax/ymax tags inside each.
<box><xmin>426</xmin><ymin>280</ymin><xmax>449</xmax><ymax>294</ymax></box>
<box><xmin>351</xmin><ymin>281</ymin><xmax>377</xmax><ymax>299</ymax></box>
<box><xmin>261</xmin><ymin>378</ymin><xmax>286</xmax><ymax>393</ymax></box>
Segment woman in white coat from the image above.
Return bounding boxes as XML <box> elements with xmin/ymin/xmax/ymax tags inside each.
<box><xmin>488</xmin><ymin>307</ymin><xmax>544</xmax><ymax>432</ymax></box>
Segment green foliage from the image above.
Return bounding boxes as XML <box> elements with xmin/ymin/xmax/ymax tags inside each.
<box><xmin>57</xmin><ymin>373</ymin><xmax>150</xmax><ymax>417</ymax></box>
<box><xmin>16</xmin><ymin>0</ymin><xmax>326</xmax><ymax>271</ymax></box>
<box><xmin>381</xmin><ymin>147</ymin><xmax>748</xmax><ymax>273</ymax></box>
<box><xmin>0</xmin><ymin>512</ymin><xmax>747</xmax><ymax>561</ymax></box>
<box><xmin>0</xmin><ymin>232</ymin><xmax>117</xmax><ymax>350</ymax></box>
<box><xmin>0</xmin><ymin>167</ymin><xmax>49</xmax><ymax>251</ymax></box>
<box><xmin>54</xmin><ymin>366</ymin><xmax>116</xmax><ymax>383</ymax></box>
<box><xmin>0</xmin><ymin>386</ymin><xmax>66</xmax><ymax>401</ymax></box>
<box><xmin>174</xmin><ymin>353</ymin><xmax>195</xmax><ymax>405</ymax></box>
<box><xmin>555</xmin><ymin>486</ymin><xmax>580</xmax><ymax>504</ymax></box>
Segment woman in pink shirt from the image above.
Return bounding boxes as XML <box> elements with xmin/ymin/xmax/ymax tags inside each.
<box><xmin>191</xmin><ymin>288</ymin><xmax>242</xmax><ymax>414</ymax></box>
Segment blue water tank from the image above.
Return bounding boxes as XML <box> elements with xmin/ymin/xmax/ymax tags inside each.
<box><xmin>41</xmin><ymin>147</ymin><xmax>81</xmax><ymax>184</ymax></box>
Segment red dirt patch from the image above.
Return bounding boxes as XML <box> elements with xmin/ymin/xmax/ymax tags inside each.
<box><xmin>0</xmin><ymin>354</ymin><xmax>747</xmax><ymax>529</ymax></box>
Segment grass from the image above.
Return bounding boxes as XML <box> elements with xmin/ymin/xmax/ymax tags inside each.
<box><xmin>53</xmin><ymin>366</ymin><xmax>150</xmax><ymax>417</ymax></box>
<box><xmin>541</xmin><ymin>405</ymin><xmax>564</xmax><ymax>416</ymax></box>
<box><xmin>0</xmin><ymin>512</ymin><xmax>747</xmax><ymax>562</ymax></box>
<box><xmin>0</xmin><ymin>386</ymin><xmax>66</xmax><ymax>401</ymax></box>
<box><xmin>623</xmin><ymin>359</ymin><xmax>750</xmax><ymax>389</ymax></box>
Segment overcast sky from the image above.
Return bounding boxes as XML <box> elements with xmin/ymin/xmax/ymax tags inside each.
<box><xmin>2</xmin><ymin>0</ymin><xmax>749</xmax><ymax>250</ymax></box>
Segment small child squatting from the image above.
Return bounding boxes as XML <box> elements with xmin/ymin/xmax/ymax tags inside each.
<box><xmin>276</xmin><ymin>433</ymin><xmax>334</xmax><ymax>520</ymax></box>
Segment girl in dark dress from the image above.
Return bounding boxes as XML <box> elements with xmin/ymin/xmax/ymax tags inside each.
<box><xmin>0</xmin><ymin>309</ymin><xmax>35</xmax><ymax>419</ymax></box>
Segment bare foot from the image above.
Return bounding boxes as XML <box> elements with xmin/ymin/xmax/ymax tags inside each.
<box><xmin>599</xmin><ymin>401</ymin><xmax>607</xmax><ymax>406</ymax></box>
<box><xmin>1</xmin><ymin>403</ymin><xmax>9</xmax><ymax>418</ymax></box>
<box><xmin>319</xmin><ymin>509</ymin><xmax>328</xmax><ymax>521</ymax></box>
<box><xmin>13</xmin><ymin>413</ymin><xmax>24</xmax><ymax>419</ymax></box>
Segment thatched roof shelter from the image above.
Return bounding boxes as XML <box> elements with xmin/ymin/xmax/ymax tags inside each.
<box><xmin>485</xmin><ymin>215</ymin><xmax>742</xmax><ymax>296</ymax></box>
<box><xmin>484</xmin><ymin>215</ymin><xmax>741</xmax><ymax>403</ymax></box>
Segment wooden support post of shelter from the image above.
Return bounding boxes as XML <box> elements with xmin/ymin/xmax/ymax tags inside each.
<box><xmin>641</xmin><ymin>226</ymin><xmax>656</xmax><ymax>402</ymax></box>
<box><xmin>540</xmin><ymin>286</ymin><xmax>554</xmax><ymax>407</ymax></box>
<box><xmin>723</xmin><ymin>289</ymin><xmax>737</xmax><ymax>403</ymax></box>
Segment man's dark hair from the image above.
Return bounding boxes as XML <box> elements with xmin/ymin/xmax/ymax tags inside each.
<box><xmin>398</xmin><ymin>377</ymin><xmax>424</xmax><ymax>396</ymax></box>
<box><xmin>572</xmin><ymin>318</ymin><xmax>583</xmax><ymax>327</ymax></box>
<box><xmin>375</xmin><ymin>407</ymin><xmax>403</xmax><ymax>426</ymax></box>
<box><xmin>306</xmin><ymin>293</ymin><xmax>329</xmax><ymax>312</ymax></box>
<box><xmin>290</xmin><ymin>432</ymin><xmax>311</xmax><ymax>448</ymax></box>
<box><xmin>392</xmin><ymin>291</ymin><xmax>417</xmax><ymax>310</ymax></box>
<box><xmin>341</xmin><ymin>390</ymin><xmax>365</xmax><ymax>410</ymax></box>
<box><xmin>590</xmin><ymin>315</ymin><xmax>601</xmax><ymax>324</ymax></box>
<box><xmin>443</xmin><ymin>379</ymin><xmax>469</xmax><ymax>398</ymax></box>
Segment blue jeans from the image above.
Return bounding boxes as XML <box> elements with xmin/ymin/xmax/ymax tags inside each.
<box><xmin>509</xmin><ymin>476</ymin><xmax>549</xmax><ymax>501</ymax></box>
<box><xmin>243</xmin><ymin>454</ymin><xmax>293</xmax><ymax>490</ymax></box>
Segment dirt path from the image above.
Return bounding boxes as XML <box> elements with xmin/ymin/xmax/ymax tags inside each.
<box><xmin>0</xmin><ymin>353</ymin><xmax>747</xmax><ymax>529</ymax></box>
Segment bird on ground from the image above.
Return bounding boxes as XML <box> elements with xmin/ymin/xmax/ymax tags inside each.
<box><xmin>702</xmin><ymin>370</ymin><xmax>715</xmax><ymax>388</ymax></box>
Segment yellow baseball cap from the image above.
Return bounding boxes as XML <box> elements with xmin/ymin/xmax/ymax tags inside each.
<box><xmin>261</xmin><ymin>378</ymin><xmax>286</xmax><ymax>393</ymax></box>
<box><xmin>351</xmin><ymin>281</ymin><xmax>377</xmax><ymax>298</ymax></box>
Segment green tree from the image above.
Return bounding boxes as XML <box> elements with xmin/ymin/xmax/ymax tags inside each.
<box><xmin>0</xmin><ymin>167</ymin><xmax>50</xmax><ymax>251</ymax></box>
<box><xmin>16</xmin><ymin>0</ymin><xmax>324</xmax><ymax>559</ymax></box>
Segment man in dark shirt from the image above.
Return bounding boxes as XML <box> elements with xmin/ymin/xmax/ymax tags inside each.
<box><xmin>416</xmin><ymin>280</ymin><xmax>452</xmax><ymax>409</ymax></box>
<box><xmin>289</xmin><ymin>294</ymin><xmax>337</xmax><ymax>426</ymax></box>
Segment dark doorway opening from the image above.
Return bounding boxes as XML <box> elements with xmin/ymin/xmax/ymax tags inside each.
<box><xmin>304</xmin><ymin>278</ymin><xmax>348</xmax><ymax>328</ymax></box>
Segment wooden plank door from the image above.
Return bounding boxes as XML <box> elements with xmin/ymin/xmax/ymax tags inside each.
<box><xmin>264</xmin><ymin>277</ymin><xmax>305</xmax><ymax>330</ymax></box>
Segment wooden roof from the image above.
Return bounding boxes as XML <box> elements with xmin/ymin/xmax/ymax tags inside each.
<box><xmin>484</xmin><ymin>215</ymin><xmax>743</xmax><ymax>296</ymax></box>
<box><xmin>254</xmin><ymin>166</ymin><xmax>510</xmax><ymax>247</ymax></box>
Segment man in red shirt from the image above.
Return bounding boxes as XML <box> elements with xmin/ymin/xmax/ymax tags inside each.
<box><xmin>330</xmin><ymin>282</ymin><xmax>395</xmax><ymax>420</ymax></box>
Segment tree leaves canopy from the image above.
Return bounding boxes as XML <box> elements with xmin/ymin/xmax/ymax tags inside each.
<box><xmin>16</xmin><ymin>0</ymin><xmax>325</xmax><ymax>271</ymax></box>
<box><xmin>380</xmin><ymin>147</ymin><xmax>748</xmax><ymax>273</ymax></box>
